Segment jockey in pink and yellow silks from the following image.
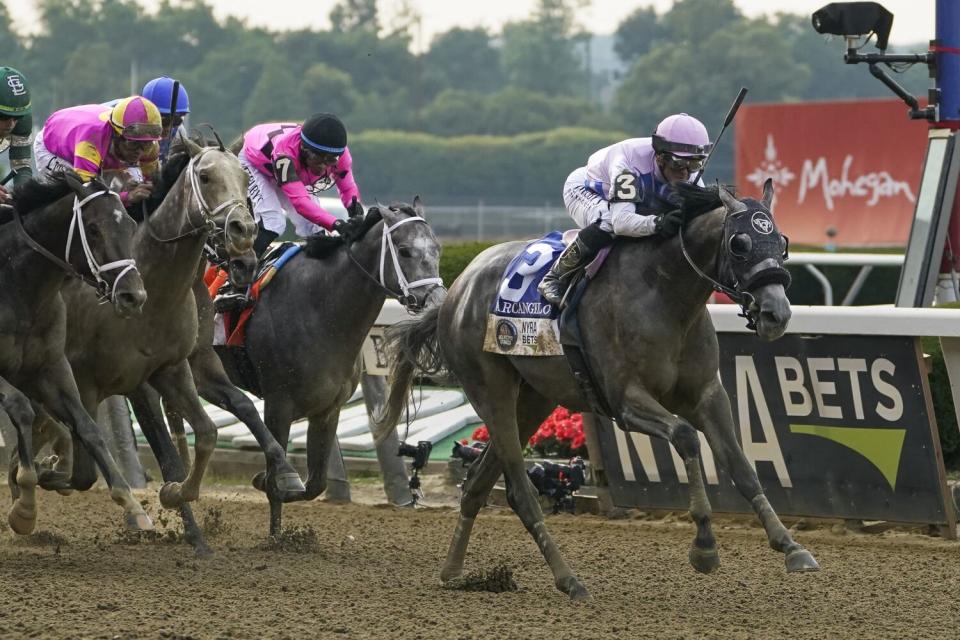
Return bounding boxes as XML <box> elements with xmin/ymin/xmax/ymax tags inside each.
<box><xmin>238</xmin><ymin>112</ymin><xmax>365</xmax><ymax>255</ymax></box>
<box><xmin>33</xmin><ymin>96</ymin><xmax>163</xmax><ymax>206</ymax></box>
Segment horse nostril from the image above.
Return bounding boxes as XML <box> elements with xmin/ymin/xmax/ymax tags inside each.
<box><xmin>117</xmin><ymin>289</ymin><xmax>147</xmax><ymax>311</ymax></box>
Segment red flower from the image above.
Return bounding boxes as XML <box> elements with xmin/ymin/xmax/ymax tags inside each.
<box><xmin>472</xmin><ymin>425</ymin><xmax>490</xmax><ymax>442</ymax></box>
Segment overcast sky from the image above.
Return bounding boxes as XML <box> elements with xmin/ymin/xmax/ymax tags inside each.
<box><xmin>5</xmin><ymin>0</ymin><xmax>936</xmax><ymax>48</ymax></box>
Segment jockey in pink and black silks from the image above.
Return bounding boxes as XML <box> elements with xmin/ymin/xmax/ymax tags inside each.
<box><xmin>538</xmin><ymin>113</ymin><xmax>713</xmax><ymax>306</ymax></box>
<box><xmin>238</xmin><ymin>112</ymin><xmax>365</xmax><ymax>255</ymax></box>
<box><xmin>33</xmin><ymin>96</ymin><xmax>163</xmax><ymax>206</ymax></box>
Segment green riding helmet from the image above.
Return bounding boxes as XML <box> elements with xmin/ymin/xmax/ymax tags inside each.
<box><xmin>0</xmin><ymin>67</ymin><xmax>31</xmax><ymax>118</ymax></box>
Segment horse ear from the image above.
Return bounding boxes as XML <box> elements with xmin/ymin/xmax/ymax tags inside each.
<box><xmin>761</xmin><ymin>178</ymin><xmax>775</xmax><ymax>210</ymax></box>
<box><xmin>719</xmin><ymin>186</ymin><xmax>745</xmax><ymax>213</ymax></box>
<box><xmin>183</xmin><ymin>136</ymin><xmax>203</xmax><ymax>158</ymax></box>
<box><xmin>413</xmin><ymin>195</ymin><xmax>424</xmax><ymax>217</ymax></box>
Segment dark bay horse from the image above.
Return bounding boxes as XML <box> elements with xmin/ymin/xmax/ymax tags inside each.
<box><xmin>1</xmin><ymin>173</ymin><xmax>151</xmax><ymax>534</ymax></box>
<box><xmin>216</xmin><ymin>200</ymin><xmax>443</xmax><ymax>535</ymax></box>
<box><xmin>37</xmin><ymin>140</ymin><xmax>260</xmax><ymax>553</ymax></box>
<box><xmin>376</xmin><ymin>180</ymin><xmax>819</xmax><ymax>600</ymax></box>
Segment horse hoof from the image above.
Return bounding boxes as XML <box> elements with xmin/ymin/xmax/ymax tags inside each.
<box><xmin>440</xmin><ymin>566</ymin><xmax>462</xmax><ymax>583</ymax></box>
<box><xmin>689</xmin><ymin>545</ymin><xmax>721</xmax><ymax>574</ymax></box>
<box><xmin>8</xmin><ymin>503</ymin><xmax>37</xmax><ymax>535</ymax></box>
<box><xmin>785</xmin><ymin>548</ymin><xmax>820</xmax><ymax>573</ymax></box>
<box><xmin>272</xmin><ymin>472</ymin><xmax>306</xmax><ymax>503</ymax></box>
<box><xmin>559</xmin><ymin>576</ymin><xmax>591</xmax><ymax>601</ymax></box>
<box><xmin>159</xmin><ymin>481</ymin><xmax>184</xmax><ymax>509</ymax></box>
<box><xmin>125</xmin><ymin>511</ymin><xmax>155</xmax><ymax>532</ymax></box>
<box><xmin>251</xmin><ymin>471</ymin><xmax>267</xmax><ymax>493</ymax></box>
<box><xmin>37</xmin><ymin>469</ymin><xmax>73</xmax><ymax>492</ymax></box>
<box><xmin>193</xmin><ymin>543</ymin><xmax>215</xmax><ymax>559</ymax></box>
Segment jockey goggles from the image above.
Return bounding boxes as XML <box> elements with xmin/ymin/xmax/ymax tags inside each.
<box><xmin>117</xmin><ymin>122</ymin><xmax>163</xmax><ymax>141</ymax></box>
<box><xmin>662</xmin><ymin>152</ymin><xmax>705</xmax><ymax>172</ymax></box>
<box><xmin>304</xmin><ymin>146</ymin><xmax>341</xmax><ymax>165</ymax></box>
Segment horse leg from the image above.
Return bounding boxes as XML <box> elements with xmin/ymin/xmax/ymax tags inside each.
<box><xmin>34</xmin><ymin>357</ymin><xmax>153</xmax><ymax>531</ymax></box>
<box><xmin>127</xmin><ymin>386</ymin><xmax>212</xmax><ymax>557</ymax></box>
<box><xmin>621</xmin><ymin>388</ymin><xmax>720</xmax><ymax>575</ymax></box>
<box><xmin>0</xmin><ymin>377</ymin><xmax>40</xmax><ymax>534</ymax></box>
<box><xmin>31</xmin><ymin>412</ymin><xmax>75</xmax><ymax>494</ymax></box>
<box><xmin>441</xmin><ymin>385</ymin><xmax>554</xmax><ymax>582</ymax></box>
<box><xmin>259</xmin><ymin>400</ymin><xmax>295</xmax><ymax>537</ymax></box>
<box><xmin>190</xmin><ymin>346</ymin><xmax>305</xmax><ymax>502</ymax></box>
<box><xmin>694</xmin><ymin>381</ymin><xmax>819</xmax><ymax>572</ymax></box>
<box><xmin>160</xmin><ymin>391</ymin><xmax>191</xmax><ymax>470</ymax></box>
<box><xmin>303</xmin><ymin>408</ymin><xmax>342</xmax><ymax>502</ymax></box>
<box><xmin>147</xmin><ymin>360</ymin><xmax>217</xmax><ymax>508</ymax></box>
<box><xmin>465</xmin><ymin>366</ymin><xmax>588</xmax><ymax>600</ymax></box>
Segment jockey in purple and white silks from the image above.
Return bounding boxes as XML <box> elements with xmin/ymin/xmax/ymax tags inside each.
<box><xmin>538</xmin><ymin>113</ymin><xmax>713</xmax><ymax>306</ymax></box>
<box><xmin>33</xmin><ymin>96</ymin><xmax>163</xmax><ymax>207</ymax></box>
<box><xmin>238</xmin><ymin>112</ymin><xmax>365</xmax><ymax>255</ymax></box>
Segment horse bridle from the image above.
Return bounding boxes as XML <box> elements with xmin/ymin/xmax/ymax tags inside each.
<box><xmin>345</xmin><ymin>212</ymin><xmax>445</xmax><ymax>311</ymax></box>
<box><xmin>145</xmin><ymin>148</ymin><xmax>248</xmax><ymax>249</ymax></box>
<box><xmin>678</xmin><ymin>208</ymin><xmax>785</xmax><ymax>331</ymax></box>
<box><xmin>14</xmin><ymin>188</ymin><xmax>140</xmax><ymax>304</ymax></box>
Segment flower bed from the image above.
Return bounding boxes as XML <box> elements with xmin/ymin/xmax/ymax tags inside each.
<box><xmin>470</xmin><ymin>406</ymin><xmax>588</xmax><ymax>459</ymax></box>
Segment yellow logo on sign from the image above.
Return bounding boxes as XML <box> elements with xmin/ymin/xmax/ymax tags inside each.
<box><xmin>790</xmin><ymin>424</ymin><xmax>907</xmax><ymax>490</ymax></box>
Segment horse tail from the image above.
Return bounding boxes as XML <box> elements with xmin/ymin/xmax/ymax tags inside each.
<box><xmin>371</xmin><ymin>302</ymin><xmax>446</xmax><ymax>445</ymax></box>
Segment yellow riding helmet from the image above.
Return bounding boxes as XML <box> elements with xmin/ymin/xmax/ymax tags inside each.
<box><xmin>108</xmin><ymin>96</ymin><xmax>163</xmax><ymax>141</ymax></box>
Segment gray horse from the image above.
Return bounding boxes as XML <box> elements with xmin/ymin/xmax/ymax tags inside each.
<box><xmin>1</xmin><ymin>173</ymin><xmax>151</xmax><ymax>534</ymax></box>
<box><xmin>376</xmin><ymin>180</ymin><xmax>819</xmax><ymax>600</ymax></box>
<box><xmin>216</xmin><ymin>200</ymin><xmax>443</xmax><ymax>535</ymax></box>
<box><xmin>35</xmin><ymin>140</ymin><xmax>262</xmax><ymax>553</ymax></box>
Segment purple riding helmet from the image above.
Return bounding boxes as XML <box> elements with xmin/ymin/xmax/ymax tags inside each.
<box><xmin>652</xmin><ymin>113</ymin><xmax>712</xmax><ymax>158</ymax></box>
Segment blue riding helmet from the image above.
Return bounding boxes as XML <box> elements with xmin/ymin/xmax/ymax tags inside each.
<box><xmin>141</xmin><ymin>76</ymin><xmax>190</xmax><ymax>115</ymax></box>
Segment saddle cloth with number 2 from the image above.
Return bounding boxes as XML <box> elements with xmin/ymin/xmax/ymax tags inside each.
<box><xmin>483</xmin><ymin>231</ymin><xmax>567</xmax><ymax>356</ymax></box>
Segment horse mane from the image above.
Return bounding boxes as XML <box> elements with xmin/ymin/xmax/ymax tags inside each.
<box><xmin>303</xmin><ymin>207</ymin><xmax>386</xmax><ymax>260</ymax></box>
<box><xmin>10</xmin><ymin>172</ymin><xmax>106</xmax><ymax>216</ymax></box>
<box><xmin>136</xmin><ymin>151</ymin><xmax>192</xmax><ymax>220</ymax></box>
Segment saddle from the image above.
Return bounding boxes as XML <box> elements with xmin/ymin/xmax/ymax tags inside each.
<box><xmin>482</xmin><ymin>231</ymin><xmax>617</xmax><ymax>420</ymax></box>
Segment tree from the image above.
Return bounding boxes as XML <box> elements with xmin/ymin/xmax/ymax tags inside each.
<box><xmin>501</xmin><ymin>0</ymin><xmax>588</xmax><ymax>96</ymax></box>
<box><xmin>661</xmin><ymin>0</ymin><xmax>742</xmax><ymax>44</ymax></box>
<box><xmin>301</xmin><ymin>63</ymin><xmax>360</xmax><ymax>116</ymax></box>
<box><xmin>242</xmin><ymin>62</ymin><xmax>302</xmax><ymax>127</ymax></box>
<box><xmin>420</xmin><ymin>90</ymin><xmax>485</xmax><ymax>136</ymax></box>
<box><xmin>61</xmin><ymin>43</ymin><xmax>128</xmax><ymax>105</ymax></box>
<box><xmin>422</xmin><ymin>28</ymin><xmax>504</xmax><ymax>98</ymax></box>
<box><xmin>329</xmin><ymin>0</ymin><xmax>379</xmax><ymax>35</ymax></box>
<box><xmin>0</xmin><ymin>1</ymin><xmax>24</xmax><ymax>62</ymax></box>
<box><xmin>613</xmin><ymin>7</ymin><xmax>663</xmax><ymax>63</ymax></box>
<box><xmin>615</xmin><ymin>18</ymin><xmax>809</xmax><ymax>136</ymax></box>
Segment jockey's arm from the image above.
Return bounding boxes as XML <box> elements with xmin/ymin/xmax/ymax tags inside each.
<box><xmin>71</xmin><ymin>140</ymin><xmax>103</xmax><ymax>183</ymax></box>
<box><xmin>9</xmin><ymin>112</ymin><xmax>34</xmax><ymax>188</ymax></box>
<box><xmin>333</xmin><ymin>148</ymin><xmax>361</xmax><ymax>208</ymax></box>
<box><xmin>274</xmin><ymin>155</ymin><xmax>338</xmax><ymax>231</ymax></box>
<box><xmin>603</xmin><ymin>154</ymin><xmax>658</xmax><ymax>238</ymax></box>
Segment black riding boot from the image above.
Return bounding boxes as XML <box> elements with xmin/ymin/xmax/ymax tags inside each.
<box><xmin>213</xmin><ymin>280</ymin><xmax>252</xmax><ymax>314</ymax></box>
<box><xmin>538</xmin><ymin>222</ymin><xmax>614</xmax><ymax>306</ymax></box>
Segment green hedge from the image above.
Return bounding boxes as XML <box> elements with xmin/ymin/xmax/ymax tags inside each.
<box><xmin>352</xmin><ymin>127</ymin><xmax>628</xmax><ymax>206</ymax></box>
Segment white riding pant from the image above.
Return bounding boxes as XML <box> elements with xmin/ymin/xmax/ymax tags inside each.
<box><xmin>33</xmin><ymin>128</ymin><xmax>144</xmax><ymax>184</ymax></box>
<box><xmin>563</xmin><ymin>167</ymin><xmax>656</xmax><ymax>237</ymax></box>
<box><xmin>238</xmin><ymin>150</ymin><xmax>323</xmax><ymax>238</ymax></box>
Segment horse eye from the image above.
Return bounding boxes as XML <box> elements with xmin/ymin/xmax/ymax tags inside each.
<box><xmin>780</xmin><ymin>235</ymin><xmax>790</xmax><ymax>259</ymax></box>
<box><xmin>398</xmin><ymin>247</ymin><xmax>413</xmax><ymax>258</ymax></box>
<box><xmin>199</xmin><ymin>173</ymin><xmax>211</xmax><ymax>184</ymax></box>
<box><xmin>729</xmin><ymin>233</ymin><xmax>752</xmax><ymax>256</ymax></box>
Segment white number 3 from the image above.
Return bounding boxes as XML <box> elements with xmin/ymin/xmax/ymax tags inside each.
<box><xmin>613</xmin><ymin>172</ymin><xmax>638</xmax><ymax>202</ymax></box>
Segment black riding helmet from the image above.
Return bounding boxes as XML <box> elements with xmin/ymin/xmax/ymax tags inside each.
<box><xmin>300</xmin><ymin>113</ymin><xmax>347</xmax><ymax>154</ymax></box>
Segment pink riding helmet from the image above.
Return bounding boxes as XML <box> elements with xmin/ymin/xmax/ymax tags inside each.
<box><xmin>652</xmin><ymin>113</ymin><xmax>712</xmax><ymax>157</ymax></box>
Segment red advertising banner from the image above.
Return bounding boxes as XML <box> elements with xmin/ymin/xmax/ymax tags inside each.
<box><xmin>735</xmin><ymin>99</ymin><xmax>929</xmax><ymax>247</ymax></box>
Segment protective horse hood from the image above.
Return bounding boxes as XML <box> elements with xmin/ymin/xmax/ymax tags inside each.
<box><xmin>721</xmin><ymin>193</ymin><xmax>791</xmax><ymax>292</ymax></box>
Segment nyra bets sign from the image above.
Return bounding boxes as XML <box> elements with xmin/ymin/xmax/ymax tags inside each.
<box><xmin>735</xmin><ymin>100</ymin><xmax>928</xmax><ymax>247</ymax></box>
<box><xmin>598</xmin><ymin>334</ymin><xmax>953</xmax><ymax>529</ymax></box>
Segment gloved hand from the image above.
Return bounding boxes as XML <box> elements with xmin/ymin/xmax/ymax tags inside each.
<box><xmin>332</xmin><ymin>215</ymin><xmax>366</xmax><ymax>242</ymax></box>
<box><xmin>653</xmin><ymin>208</ymin><xmax>684</xmax><ymax>238</ymax></box>
<box><xmin>347</xmin><ymin>196</ymin><xmax>364</xmax><ymax>219</ymax></box>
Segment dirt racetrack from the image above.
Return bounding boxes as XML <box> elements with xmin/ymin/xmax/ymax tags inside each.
<box><xmin>1</xmin><ymin>479</ymin><xmax>958</xmax><ymax>640</ymax></box>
